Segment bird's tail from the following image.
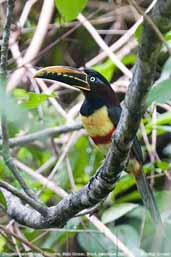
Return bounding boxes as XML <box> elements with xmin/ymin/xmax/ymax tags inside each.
<box><xmin>135</xmin><ymin>168</ymin><xmax>162</xmax><ymax>224</ymax></box>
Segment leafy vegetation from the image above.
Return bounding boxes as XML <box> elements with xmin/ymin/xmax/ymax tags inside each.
<box><xmin>0</xmin><ymin>0</ymin><xmax>171</xmax><ymax>256</ymax></box>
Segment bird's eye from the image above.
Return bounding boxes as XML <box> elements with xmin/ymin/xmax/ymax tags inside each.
<box><xmin>90</xmin><ymin>76</ymin><xmax>96</xmax><ymax>82</ymax></box>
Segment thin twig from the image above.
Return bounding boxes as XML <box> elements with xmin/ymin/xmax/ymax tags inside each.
<box><xmin>0</xmin><ymin>122</ymin><xmax>83</xmax><ymax>147</ymax></box>
<box><xmin>10</xmin><ymin>34</ymin><xmax>69</xmax><ymax>118</ymax></box>
<box><xmin>17</xmin><ymin>0</ymin><xmax>38</xmax><ymax>28</ymax></box>
<box><xmin>152</xmin><ymin>106</ymin><xmax>159</xmax><ymax>161</ymax></box>
<box><xmin>14</xmin><ymin>159</ymin><xmax>68</xmax><ymax>198</ymax></box>
<box><xmin>0</xmin><ymin>180</ymin><xmax>47</xmax><ymax>215</ymax></box>
<box><xmin>88</xmin><ymin>216</ymin><xmax>135</xmax><ymax>257</ymax></box>
<box><xmin>0</xmin><ymin>225</ymin><xmax>51</xmax><ymax>257</ymax></box>
<box><xmin>78</xmin><ymin>14</ymin><xmax>132</xmax><ymax>78</ymax></box>
<box><xmin>48</xmin><ymin>131</ymin><xmax>79</xmax><ymax>180</ymax></box>
<box><xmin>127</xmin><ymin>0</ymin><xmax>171</xmax><ymax>56</ymax></box>
<box><xmin>86</xmin><ymin>0</ymin><xmax>157</xmax><ymax>68</ymax></box>
<box><xmin>66</xmin><ymin>157</ymin><xmax>76</xmax><ymax>190</ymax></box>
<box><xmin>0</xmin><ymin>142</ymin><xmax>45</xmax><ymax>203</ymax></box>
<box><xmin>140</xmin><ymin>122</ymin><xmax>155</xmax><ymax>162</ymax></box>
<box><xmin>0</xmin><ymin>114</ymin><xmax>43</xmax><ymax>203</ymax></box>
<box><xmin>36</xmin><ymin>156</ymin><xmax>57</xmax><ymax>174</ymax></box>
<box><xmin>14</xmin><ymin>224</ymin><xmax>34</xmax><ymax>257</ymax></box>
<box><xmin>7</xmin><ymin>0</ymin><xmax>54</xmax><ymax>91</ymax></box>
<box><xmin>13</xmin><ymin>159</ymin><xmax>135</xmax><ymax>257</ymax></box>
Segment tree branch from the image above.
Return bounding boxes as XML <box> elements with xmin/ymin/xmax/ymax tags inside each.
<box><xmin>111</xmin><ymin>0</ymin><xmax>171</xmax><ymax>156</ymax></box>
<box><xmin>0</xmin><ymin>225</ymin><xmax>51</xmax><ymax>257</ymax></box>
<box><xmin>0</xmin><ymin>180</ymin><xmax>47</xmax><ymax>215</ymax></box>
<box><xmin>7</xmin><ymin>0</ymin><xmax>54</xmax><ymax>91</ymax></box>
<box><xmin>1</xmin><ymin>0</ymin><xmax>171</xmax><ymax>232</ymax></box>
<box><xmin>0</xmin><ymin>122</ymin><xmax>82</xmax><ymax>148</ymax></box>
<box><xmin>0</xmin><ymin>0</ymin><xmax>14</xmax><ymax>76</ymax></box>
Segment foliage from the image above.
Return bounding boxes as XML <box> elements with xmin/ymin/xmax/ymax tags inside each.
<box><xmin>55</xmin><ymin>0</ymin><xmax>87</xmax><ymax>22</ymax></box>
<box><xmin>0</xmin><ymin>0</ymin><xmax>171</xmax><ymax>256</ymax></box>
<box><xmin>0</xmin><ymin>190</ymin><xmax>7</xmax><ymax>210</ymax></box>
<box><xmin>13</xmin><ymin>88</ymin><xmax>56</xmax><ymax>109</ymax></box>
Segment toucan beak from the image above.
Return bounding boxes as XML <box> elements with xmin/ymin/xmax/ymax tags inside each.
<box><xmin>33</xmin><ymin>66</ymin><xmax>90</xmax><ymax>91</ymax></box>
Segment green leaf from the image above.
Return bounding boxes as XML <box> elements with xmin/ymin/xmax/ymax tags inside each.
<box><xmin>22</xmin><ymin>93</ymin><xmax>50</xmax><ymax>109</ymax></box>
<box><xmin>112</xmin><ymin>173</ymin><xmax>135</xmax><ymax>198</ymax></box>
<box><xmin>165</xmin><ymin>31</ymin><xmax>171</xmax><ymax>42</ymax></box>
<box><xmin>93</xmin><ymin>59</ymin><xmax>115</xmax><ymax>81</ymax></box>
<box><xmin>0</xmin><ymin>235</ymin><xmax>6</xmax><ymax>252</ymax></box>
<box><xmin>111</xmin><ymin>224</ymin><xmax>139</xmax><ymax>249</ymax></box>
<box><xmin>146</xmin><ymin>79</ymin><xmax>171</xmax><ymax>106</ymax></box>
<box><xmin>123</xmin><ymin>54</ymin><xmax>136</xmax><ymax>65</ymax></box>
<box><xmin>0</xmin><ymin>190</ymin><xmax>7</xmax><ymax>210</ymax></box>
<box><xmin>65</xmin><ymin>217</ymin><xmax>81</xmax><ymax>230</ymax></box>
<box><xmin>93</xmin><ymin>54</ymin><xmax>135</xmax><ymax>82</ymax></box>
<box><xmin>78</xmin><ymin>225</ymin><xmax>116</xmax><ymax>254</ymax></box>
<box><xmin>13</xmin><ymin>88</ymin><xmax>28</xmax><ymax>97</ymax></box>
<box><xmin>116</xmin><ymin>191</ymin><xmax>141</xmax><ymax>204</ymax></box>
<box><xmin>145</xmin><ymin>112</ymin><xmax>171</xmax><ymax>134</ymax></box>
<box><xmin>163</xmin><ymin>32</ymin><xmax>171</xmax><ymax>51</ymax></box>
<box><xmin>55</xmin><ymin>0</ymin><xmax>87</xmax><ymax>22</ymax></box>
<box><xmin>14</xmin><ymin>89</ymin><xmax>56</xmax><ymax>109</ymax></box>
<box><xmin>78</xmin><ymin>223</ymin><xmax>145</xmax><ymax>256</ymax></box>
<box><xmin>147</xmin><ymin>57</ymin><xmax>171</xmax><ymax>108</ymax></box>
<box><xmin>0</xmin><ymin>78</ymin><xmax>28</xmax><ymax>125</ymax></box>
<box><xmin>102</xmin><ymin>203</ymin><xmax>138</xmax><ymax>224</ymax></box>
<box><xmin>156</xmin><ymin>161</ymin><xmax>170</xmax><ymax>171</ymax></box>
<box><xmin>135</xmin><ymin>24</ymin><xmax>142</xmax><ymax>41</ymax></box>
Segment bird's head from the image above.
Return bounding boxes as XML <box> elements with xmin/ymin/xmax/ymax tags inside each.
<box><xmin>34</xmin><ymin>66</ymin><xmax>112</xmax><ymax>93</ymax></box>
<box><xmin>34</xmin><ymin>66</ymin><xmax>119</xmax><ymax>105</ymax></box>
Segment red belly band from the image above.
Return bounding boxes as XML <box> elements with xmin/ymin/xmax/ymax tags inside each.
<box><xmin>91</xmin><ymin>127</ymin><xmax>115</xmax><ymax>145</ymax></box>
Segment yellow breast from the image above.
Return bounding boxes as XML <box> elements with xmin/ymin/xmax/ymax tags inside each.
<box><xmin>80</xmin><ymin>106</ymin><xmax>114</xmax><ymax>137</ymax></box>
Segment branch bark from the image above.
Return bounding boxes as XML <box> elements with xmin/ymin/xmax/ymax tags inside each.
<box><xmin>0</xmin><ymin>122</ymin><xmax>82</xmax><ymax>148</ymax></box>
<box><xmin>0</xmin><ymin>180</ymin><xmax>48</xmax><ymax>215</ymax></box>
<box><xmin>1</xmin><ymin>0</ymin><xmax>171</xmax><ymax>230</ymax></box>
<box><xmin>0</xmin><ymin>0</ymin><xmax>14</xmax><ymax>76</ymax></box>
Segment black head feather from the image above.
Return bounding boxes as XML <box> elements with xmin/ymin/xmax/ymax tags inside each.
<box><xmin>80</xmin><ymin>68</ymin><xmax>120</xmax><ymax>116</ymax></box>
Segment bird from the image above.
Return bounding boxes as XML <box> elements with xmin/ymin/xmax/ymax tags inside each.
<box><xmin>34</xmin><ymin>65</ymin><xmax>161</xmax><ymax>224</ymax></box>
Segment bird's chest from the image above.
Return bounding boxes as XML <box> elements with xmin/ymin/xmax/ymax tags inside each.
<box><xmin>80</xmin><ymin>106</ymin><xmax>115</xmax><ymax>151</ymax></box>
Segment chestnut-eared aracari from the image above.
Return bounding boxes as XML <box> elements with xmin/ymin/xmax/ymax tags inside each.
<box><xmin>34</xmin><ymin>66</ymin><xmax>161</xmax><ymax>224</ymax></box>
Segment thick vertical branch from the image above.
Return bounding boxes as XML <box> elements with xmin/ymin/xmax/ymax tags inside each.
<box><xmin>0</xmin><ymin>0</ymin><xmax>15</xmax><ymax>76</ymax></box>
<box><xmin>107</xmin><ymin>0</ymin><xmax>171</xmax><ymax>171</ymax></box>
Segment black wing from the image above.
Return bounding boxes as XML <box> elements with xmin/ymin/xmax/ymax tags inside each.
<box><xmin>108</xmin><ymin>106</ymin><xmax>143</xmax><ymax>163</ymax></box>
<box><xmin>108</xmin><ymin>106</ymin><xmax>161</xmax><ymax>223</ymax></box>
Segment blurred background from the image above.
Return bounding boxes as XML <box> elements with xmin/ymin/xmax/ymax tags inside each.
<box><xmin>0</xmin><ymin>0</ymin><xmax>171</xmax><ymax>256</ymax></box>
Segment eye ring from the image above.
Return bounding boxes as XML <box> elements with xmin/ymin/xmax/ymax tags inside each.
<box><xmin>90</xmin><ymin>76</ymin><xmax>96</xmax><ymax>82</ymax></box>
